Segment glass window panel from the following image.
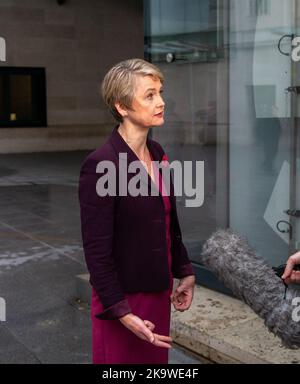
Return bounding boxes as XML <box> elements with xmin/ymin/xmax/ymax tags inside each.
<box><xmin>145</xmin><ymin>0</ymin><xmax>300</xmax><ymax>293</ymax></box>
<box><xmin>145</xmin><ymin>0</ymin><xmax>225</xmax><ymax>266</ymax></box>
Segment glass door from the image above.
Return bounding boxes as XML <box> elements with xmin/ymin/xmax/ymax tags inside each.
<box><xmin>229</xmin><ymin>0</ymin><xmax>299</xmax><ymax>266</ymax></box>
<box><xmin>290</xmin><ymin>0</ymin><xmax>300</xmax><ymax>253</ymax></box>
<box><xmin>144</xmin><ymin>0</ymin><xmax>231</xmax><ymax>292</ymax></box>
<box><xmin>294</xmin><ymin>115</ymin><xmax>300</xmax><ymax>252</ymax></box>
<box><xmin>144</xmin><ymin>0</ymin><xmax>300</xmax><ymax>294</ymax></box>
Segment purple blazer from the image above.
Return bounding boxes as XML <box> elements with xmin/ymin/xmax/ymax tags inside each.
<box><xmin>78</xmin><ymin>125</ymin><xmax>194</xmax><ymax>320</ymax></box>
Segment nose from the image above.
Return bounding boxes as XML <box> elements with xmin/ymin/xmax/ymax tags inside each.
<box><xmin>157</xmin><ymin>93</ymin><xmax>165</xmax><ymax>108</ymax></box>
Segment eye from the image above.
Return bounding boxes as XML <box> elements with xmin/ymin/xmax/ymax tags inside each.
<box><xmin>146</xmin><ymin>93</ymin><xmax>154</xmax><ymax>99</ymax></box>
<box><xmin>159</xmin><ymin>89</ymin><xmax>163</xmax><ymax>94</ymax></box>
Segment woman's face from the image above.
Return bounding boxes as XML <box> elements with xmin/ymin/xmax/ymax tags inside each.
<box><xmin>124</xmin><ymin>75</ymin><xmax>165</xmax><ymax>128</ymax></box>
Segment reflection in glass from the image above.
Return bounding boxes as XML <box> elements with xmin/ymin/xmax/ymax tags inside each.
<box><xmin>144</xmin><ymin>0</ymin><xmax>225</xmax><ymax>264</ymax></box>
<box><xmin>145</xmin><ymin>0</ymin><xmax>299</xmax><ymax>286</ymax></box>
<box><xmin>229</xmin><ymin>0</ymin><xmax>295</xmax><ymax>266</ymax></box>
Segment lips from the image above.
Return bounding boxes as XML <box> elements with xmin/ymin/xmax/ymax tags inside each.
<box><xmin>155</xmin><ymin>111</ymin><xmax>164</xmax><ymax>117</ymax></box>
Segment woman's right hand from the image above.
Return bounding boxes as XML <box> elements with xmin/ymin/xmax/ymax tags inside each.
<box><xmin>119</xmin><ymin>313</ymin><xmax>172</xmax><ymax>348</ymax></box>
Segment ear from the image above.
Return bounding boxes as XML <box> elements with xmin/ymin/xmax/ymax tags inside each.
<box><xmin>115</xmin><ymin>102</ymin><xmax>128</xmax><ymax>118</ymax></box>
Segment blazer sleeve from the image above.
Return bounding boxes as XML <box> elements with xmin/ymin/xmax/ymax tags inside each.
<box><xmin>171</xmin><ymin>205</ymin><xmax>195</xmax><ymax>278</ymax></box>
<box><xmin>78</xmin><ymin>157</ymin><xmax>131</xmax><ymax>320</ymax></box>
<box><xmin>173</xmin><ymin>240</ymin><xmax>195</xmax><ymax>278</ymax></box>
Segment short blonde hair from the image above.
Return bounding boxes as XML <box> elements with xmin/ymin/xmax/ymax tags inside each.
<box><xmin>101</xmin><ymin>58</ymin><xmax>164</xmax><ymax>122</ymax></box>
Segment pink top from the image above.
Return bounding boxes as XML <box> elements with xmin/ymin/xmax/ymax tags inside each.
<box><xmin>150</xmin><ymin>152</ymin><xmax>173</xmax><ymax>285</ymax></box>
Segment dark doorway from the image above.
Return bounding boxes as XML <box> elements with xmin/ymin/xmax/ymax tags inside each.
<box><xmin>0</xmin><ymin>67</ymin><xmax>47</xmax><ymax>128</ymax></box>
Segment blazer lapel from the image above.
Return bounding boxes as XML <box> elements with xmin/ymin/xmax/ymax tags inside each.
<box><xmin>109</xmin><ymin>125</ymin><xmax>176</xmax><ymax>209</ymax></box>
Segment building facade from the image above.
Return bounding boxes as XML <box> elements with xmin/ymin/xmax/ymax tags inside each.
<box><xmin>0</xmin><ymin>0</ymin><xmax>143</xmax><ymax>152</ymax></box>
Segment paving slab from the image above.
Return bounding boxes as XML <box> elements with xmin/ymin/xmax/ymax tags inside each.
<box><xmin>0</xmin><ymin>326</ymin><xmax>41</xmax><ymax>364</ymax></box>
<box><xmin>0</xmin><ymin>267</ymin><xmax>91</xmax><ymax>364</ymax></box>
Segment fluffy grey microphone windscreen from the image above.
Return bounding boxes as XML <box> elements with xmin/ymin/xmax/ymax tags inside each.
<box><xmin>201</xmin><ymin>229</ymin><xmax>300</xmax><ymax>349</ymax></box>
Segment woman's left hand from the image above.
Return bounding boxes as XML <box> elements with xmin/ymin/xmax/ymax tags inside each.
<box><xmin>171</xmin><ymin>275</ymin><xmax>195</xmax><ymax>311</ymax></box>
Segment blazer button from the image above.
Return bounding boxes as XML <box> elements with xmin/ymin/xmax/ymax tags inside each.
<box><xmin>176</xmin><ymin>234</ymin><xmax>181</xmax><ymax>240</ymax></box>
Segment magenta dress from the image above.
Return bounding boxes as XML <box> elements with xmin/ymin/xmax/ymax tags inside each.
<box><xmin>91</xmin><ymin>154</ymin><xmax>174</xmax><ymax>364</ymax></box>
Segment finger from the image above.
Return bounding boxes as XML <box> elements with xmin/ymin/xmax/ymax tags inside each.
<box><xmin>282</xmin><ymin>259</ymin><xmax>296</xmax><ymax>279</ymax></box>
<box><xmin>170</xmin><ymin>292</ymin><xmax>178</xmax><ymax>301</ymax></box>
<box><xmin>176</xmin><ymin>300</ymin><xmax>190</xmax><ymax>310</ymax></box>
<box><xmin>176</xmin><ymin>304</ymin><xmax>188</xmax><ymax>311</ymax></box>
<box><xmin>156</xmin><ymin>334</ymin><xmax>172</xmax><ymax>343</ymax></box>
<box><xmin>153</xmin><ymin>334</ymin><xmax>172</xmax><ymax>348</ymax></box>
<box><xmin>144</xmin><ymin>320</ymin><xmax>155</xmax><ymax>327</ymax></box>
<box><xmin>174</xmin><ymin>299</ymin><xmax>184</xmax><ymax>306</ymax></box>
<box><xmin>173</xmin><ymin>295</ymin><xmax>185</xmax><ymax>304</ymax></box>
<box><xmin>181</xmin><ymin>295</ymin><xmax>192</xmax><ymax>308</ymax></box>
<box><xmin>173</xmin><ymin>298</ymin><xmax>183</xmax><ymax>306</ymax></box>
<box><xmin>289</xmin><ymin>271</ymin><xmax>300</xmax><ymax>284</ymax></box>
<box><xmin>175</xmin><ymin>286</ymin><xmax>185</xmax><ymax>295</ymax></box>
<box><xmin>174</xmin><ymin>293</ymin><xmax>188</xmax><ymax>306</ymax></box>
<box><xmin>140</xmin><ymin>327</ymin><xmax>155</xmax><ymax>343</ymax></box>
<box><xmin>173</xmin><ymin>291</ymin><xmax>184</xmax><ymax>301</ymax></box>
<box><xmin>144</xmin><ymin>320</ymin><xmax>155</xmax><ymax>331</ymax></box>
<box><xmin>284</xmin><ymin>277</ymin><xmax>292</xmax><ymax>285</ymax></box>
<box><xmin>153</xmin><ymin>340</ymin><xmax>172</xmax><ymax>348</ymax></box>
<box><xmin>172</xmin><ymin>302</ymin><xmax>185</xmax><ymax>311</ymax></box>
<box><xmin>172</xmin><ymin>300</ymin><xmax>181</xmax><ymax>308</ymax></box>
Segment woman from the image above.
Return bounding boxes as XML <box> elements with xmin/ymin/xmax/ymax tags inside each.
<box><xmin>78</xmin><ymin>58</ymin><xmax>195</xmax><ymax>364</ymax></box>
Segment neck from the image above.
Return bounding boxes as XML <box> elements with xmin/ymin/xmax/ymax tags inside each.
<box><xmin>117</xmin><ymin>121</ymin><xmax>150</xmax><ymax>159</ymax></box>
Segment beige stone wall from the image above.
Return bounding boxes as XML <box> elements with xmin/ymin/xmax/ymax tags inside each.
<box><xmin>0</xmin><ymin>0</ymin><xmax>144</xmax><ymax>153</ymax></box>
